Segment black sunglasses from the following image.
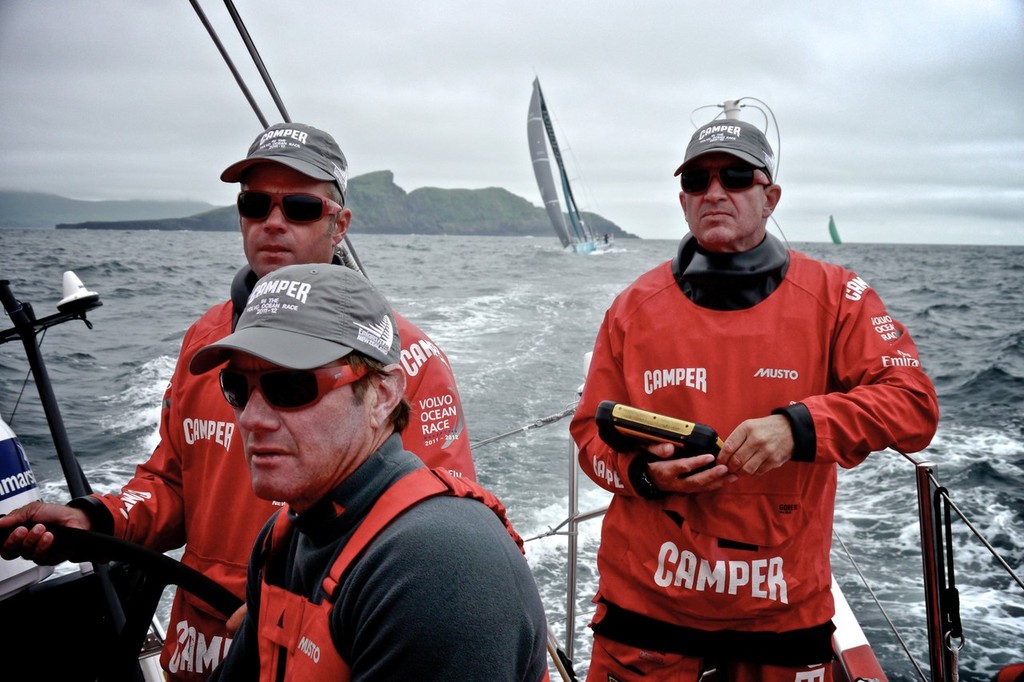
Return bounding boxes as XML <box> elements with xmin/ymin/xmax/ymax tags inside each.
<box><xmin>680</xmin><ymin>166</ymin><xmax>767</xmax><ymax>194</ymax></box>
<box><xmin>219</xmin><ymin>364</ymin><xmax>368</xmax><ymax>410</ymax></box>
<box><xmin>237</xmin><ymin>191</ymin><xmax>343</xmax><ymax>223</ymax></box>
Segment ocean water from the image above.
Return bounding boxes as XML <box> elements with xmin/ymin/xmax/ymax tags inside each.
<box><xmin>1</xmin><ymin>228</ymin><xmax>1022</xmax><ymax>679</ymax></box>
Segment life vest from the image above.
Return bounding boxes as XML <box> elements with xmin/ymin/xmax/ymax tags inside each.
<box><xmin>255</xmin><ymin>467</ymin><xmax>524</xmax><ymax>681</ymax></box>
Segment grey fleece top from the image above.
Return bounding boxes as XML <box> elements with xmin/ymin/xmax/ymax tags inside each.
<box><xmin>210</xmin><ymin>434</ymin><xmax>549</xmax><ymax>681</ymax></box>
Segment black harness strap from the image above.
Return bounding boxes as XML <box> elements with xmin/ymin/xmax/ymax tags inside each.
<box><xmin>592</xmin><ymin>600</ymin><xmax>834</xmax><ymax>666</ymax></box>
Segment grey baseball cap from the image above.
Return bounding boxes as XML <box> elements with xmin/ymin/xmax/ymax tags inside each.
<box><xmin>674</xmin><ymin>119</ymin><xmax>776</xmax><ymax>181</ymax></box>
<box><xmin>221</xmin><ymin>122</ymin><xmax>349</xmax><ymax>202</ymax></box>
<box><xmin>189</xmin><ymin>264</ymin><xmax>400</xmax><ymax>374</ymax></box>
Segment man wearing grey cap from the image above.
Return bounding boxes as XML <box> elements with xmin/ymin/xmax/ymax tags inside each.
<box><xmin>189</xmin><ymin>264</ymin><xmax>548</xmax><ymax>681</ymax></box>
<box><xmin>221</xmin><ymin>122</ymin><xmax>474</xmax><ymax>481</ymax></box>
<box><xmin>0</xmin><ymin>122</ymin><xmax>476</xmax><ymax>680</ymax></box>
<box><xmin>569</xmin><ymin>116</ymin><xmax>938</xmax><ymax>679</ymax></box>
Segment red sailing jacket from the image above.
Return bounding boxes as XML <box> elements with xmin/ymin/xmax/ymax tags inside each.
<box><xmin>253</xmin><ymin>468</ymin><xmax>533</xmax><ymax>682</ymax></box>
<box><xmin>570</xmin><ymin>252</ymin><xmax>938</xmax><ymax>635</ymax></box>
<box><xmin>91</xmin><ymin>300</ymin><xmax>474</xmax><ymax>680</ymax></box>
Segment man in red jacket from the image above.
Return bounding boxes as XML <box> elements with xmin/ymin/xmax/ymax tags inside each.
<box><xmin>570</xmin><ymin>117</ymin><xmax>939</xmax><ymax>681</ymax></box>
<box><xmin>1</xmin><ymin>122</ymin><xmax>475</xmax><ymax>680</ymax></box>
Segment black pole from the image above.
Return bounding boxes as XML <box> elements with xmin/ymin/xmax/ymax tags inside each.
<box><xmin>0</xmin><ymin>278</ymin><xmax>132</xmax><ymax>669</ymax></box>
<box><xmin>221</xmin><ymin>0</ymin><xmax>290</xmax><ymax>124</ymax></box>
<box><xmin>189</xmin><ymin>0</ymin><xmax>269</xmax><ymax>129</ymax></box>
<box><xmin>1</xmin><ymin>280</ymin><xmax>91</xmax><ymax>498</ymax></box>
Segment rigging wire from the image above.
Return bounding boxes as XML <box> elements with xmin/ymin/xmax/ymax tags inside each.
<box><xmin>896</xmin><ymin>450</ymin><xmax>1024</xmax><ymax>593</ymax></box>
<box><xmin>470</xmin><ymin>404</ymin><xmax>576</xmax><ymax>450</ymax></box>
<box><xmin>4</xmin><ymin>329</ymin><xmax>46</xmax><ymax>427</ymax></box>
<box><xmin>833</xmin><ymin>529</ymin><xmax>928</xmax><ymax>681</ymax></box>
<box><xmin>549</xmin><ymin>104</ymin><xmax>606</xmax><ymax>231</ymax></box>
<box><xmin>929</xmin><ymin>474</ymin><xmax>1024</xmax><ymax>593</ymax></box>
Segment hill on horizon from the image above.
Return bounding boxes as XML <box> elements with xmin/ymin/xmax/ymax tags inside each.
<box><xmin>0</xmin><ymin>191</ymin><xmax>213</xmax><ymax>228</ymax></box>
<box><xmin>0</xmin><ymin>171</ymin><xmax>637</xmax><ymax>240</ymax></box>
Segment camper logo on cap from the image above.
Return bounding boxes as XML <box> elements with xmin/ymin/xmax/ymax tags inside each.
<box><xmin>248</xmin><ymin>278</ymin><xmax>312</xmax><ymax>308</ymax></box>
<box><xmin>257</xmin><ymin>128</ymin><xmax>310</xmax><ymax>147</ymax></box>
<box><xmin>252</xmin><ymin>128</ymin><xmax>348</xmax><ymax>196</ymax></box>
<box><xmin>698</xmin><ymin>123</ymin><xmax>742</xmax><ymax>140</ymax></box>
<box><xmin>221</xmin><ymin>122</ymin><xmax>350</xmax><ymax>200</ymax></box>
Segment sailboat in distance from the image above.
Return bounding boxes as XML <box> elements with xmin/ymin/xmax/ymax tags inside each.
<box><xmin>527</xmin><ymin>77</ymin><xmax>612</xmax><ymax>254</ymax></box>
<box><xmin>829</xmin><ymin>214</ymin><xmax>842</xmax><ymax>244</ymax></box>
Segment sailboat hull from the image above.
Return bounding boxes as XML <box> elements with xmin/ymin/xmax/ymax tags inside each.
<box><xmin>569</xmin><ymin>239</ymin><xmax>613</xmax><ymax>254</ymax></box>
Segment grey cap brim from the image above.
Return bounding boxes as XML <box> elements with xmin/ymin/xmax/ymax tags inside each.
<box><xmin>189</xmin><ymin>327</ymin><xmax>355</xmax><ymax>374</ymax></box>
<box><xmin>220</xmin><ymin>156</ymin><xmax>336</xmax><ymax>184</ymax></box>
<box><xmin>673</xmin><ymin>148</ymin><xmax>767</xmax><ymax>176</ymax></box>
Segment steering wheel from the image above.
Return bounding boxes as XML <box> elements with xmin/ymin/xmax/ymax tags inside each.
<box><xmin>1</xmin><ymin>524</ymin><xmax>243</xmax><ymax>682</ymax></box>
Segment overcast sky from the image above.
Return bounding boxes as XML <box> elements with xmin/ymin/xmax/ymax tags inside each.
<box><xmin>1</xmin><ymin>0</ymin><xmax>1022</xmax><ymax>244</ymax></box>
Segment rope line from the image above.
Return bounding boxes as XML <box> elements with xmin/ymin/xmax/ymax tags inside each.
<box><xmin>833</xmin><ymin>529</ymin><xmax>928</xmax><ymax>681</ymax></box>
<box><xmin>928</xmin><ymin>473</ymin><xmax>1024</xmax><ymax>593</ymax></box>
<box><xmin>470</xmin><ymin>404</ymin><xmax>576</xmax><ymax>449</ymax></box>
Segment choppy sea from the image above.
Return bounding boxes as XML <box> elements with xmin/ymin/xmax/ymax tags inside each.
<box><xmin>1</xmin><ymin>228</ymin><xmax>1022</xmax><ymax>679</ymax></box>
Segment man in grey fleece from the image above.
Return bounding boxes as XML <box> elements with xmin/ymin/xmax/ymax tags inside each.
<box><xmin>190</xmin><ymin>263</ymin><xmax>549</xmax><ymax>680</ymax></box>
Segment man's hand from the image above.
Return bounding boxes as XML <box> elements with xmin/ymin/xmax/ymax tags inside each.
<box><xmin>644</xmin><ymin>413</ymin><xmax>796</xmax><ymax>492</ymax></box>
<box><xmin>226</xmin><ymin>604</ymin><xmax>248</xmax><ymax>635</ymax></box>
<box><xmin>644</xmin><ymin>442</ymin><xmax>736</xmax><ymax>494</ymax></box>
<box><xmin>0</xmin><ymin>501</ymin><xmax>92</xmax><ymax>565</ymax></box>
<box><xmin>717</xmin><ymin>414</ymin><xmax>795</xmax><ymax>475</ymax></box>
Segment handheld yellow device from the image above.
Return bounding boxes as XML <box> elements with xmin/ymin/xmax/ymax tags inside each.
<box><xmin>595</xmin><ymin>400</ymin><xmax>723</xmax><ymax>458</ymax></box>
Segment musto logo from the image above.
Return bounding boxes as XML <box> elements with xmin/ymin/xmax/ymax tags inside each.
<box><xmin>753</xmin><ymin>367</ymin><xmax>799</xmax><ymax>380</ymax></box>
